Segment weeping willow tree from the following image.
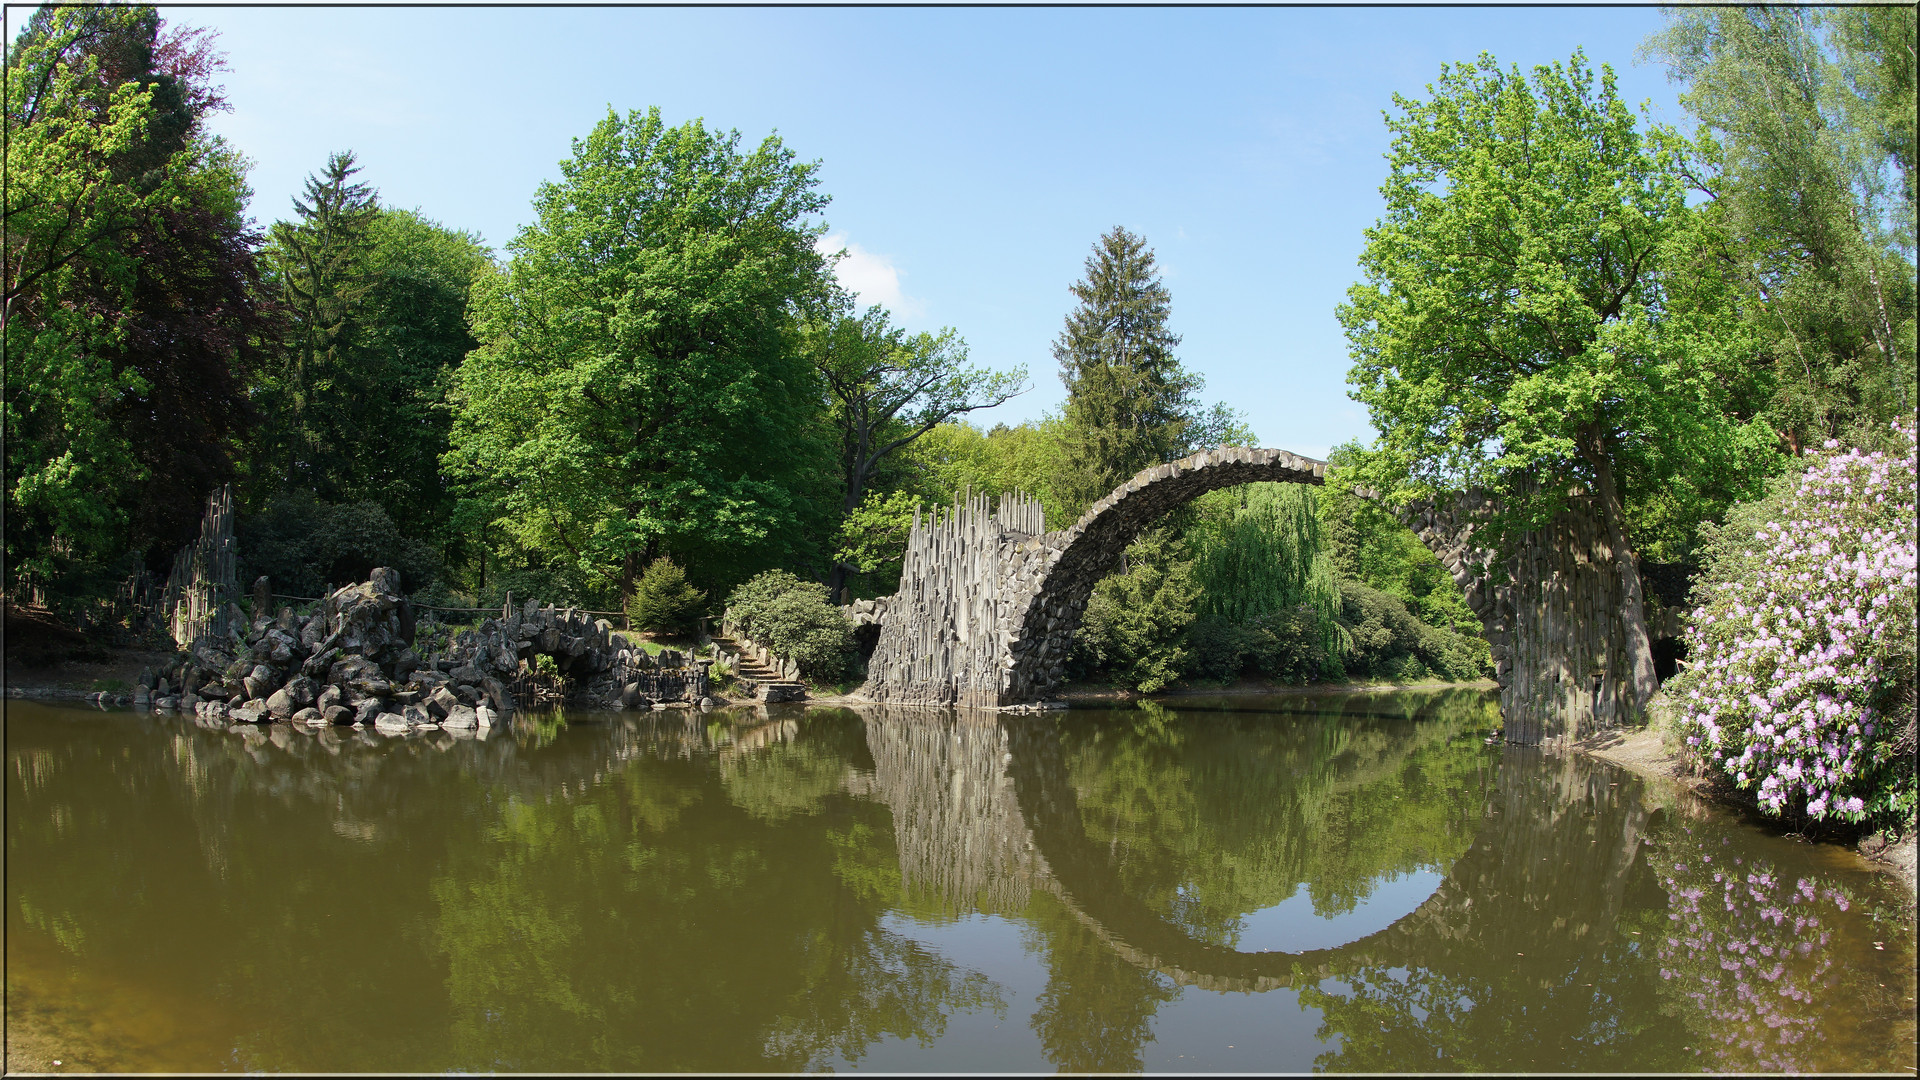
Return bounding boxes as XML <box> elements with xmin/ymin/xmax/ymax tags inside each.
<box><xmin>1189</xmin><ymin>483</ymin><xmax>1348</xmax><ymax>679</ymax></box>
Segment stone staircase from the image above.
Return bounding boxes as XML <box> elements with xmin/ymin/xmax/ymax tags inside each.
<box><xmin>711</xmin><ymin>634</ymin><xmax>807</xmax><ymax>703</ymax></box>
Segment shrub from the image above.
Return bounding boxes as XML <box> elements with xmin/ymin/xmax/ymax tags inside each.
<box><xmin>725</xmin><ymin>570</ymin><xmax>856</xmax><ymax>683</ymax></box>
<box><xmin>1335</xmin><ymin>579</ymin><xmax>1426</xmax><ymax>678</ymax></box>
<box><xmin>1669</xmin><ymin>418</ymin><xmax>1916</xmax><ymax>828</ymax></box>
<box><xmin>626</xmin><ymin>557</ymin><xmax>705</xmax><ymax>634</ymax></box>
<box><xmin>1072</xmin><ymin>528</ymin><xmax>1200</xmax><ymax>693</ymax></box>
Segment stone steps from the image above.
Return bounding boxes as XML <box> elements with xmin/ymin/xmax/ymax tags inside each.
<box><xmin>711</xmin><ymin>635</ymin><xmax>807</xmax><ymax>703</ymax></box>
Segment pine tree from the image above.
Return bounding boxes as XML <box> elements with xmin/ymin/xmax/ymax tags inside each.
<box><xmin>626</xmin><ymin>557</ymin><xmax>707</xmax><ymax>634</ymax></box>
<box><xmin>1053</xmin><ymin>227</ymin><xmax>1206</xmax><ymax>516</ymax></box>
<box><xmin>259</xmin><ymin>151</ymin><xmax>379</xmax><ymax>497</ymax></box>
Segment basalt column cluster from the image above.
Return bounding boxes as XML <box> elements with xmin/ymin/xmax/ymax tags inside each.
<box><xmin>862</xmin><ymin>490</ymin><xmax>1051</xmax><ymax>708</ymax></box>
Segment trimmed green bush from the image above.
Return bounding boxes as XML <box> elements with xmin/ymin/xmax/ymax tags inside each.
<box><xmin>725</xmin><ymin>570</ymin><xmax>857</xmax><ymax>683</ymax></box>
<box><xmin>626</xmin><ymin>557</ymin><xmax>705</xmax><ymax>634</ymax></box>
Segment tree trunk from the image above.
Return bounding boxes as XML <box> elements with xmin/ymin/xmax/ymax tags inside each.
<box><xmin>1578</xmin><ymin>428</ymin><xmax>1658</xmax><ymax>717</ymax></box>
<box><xmin>620</xmin><ymin>549</ymin><xmax>639</xmax><ymax>631</ymax></box>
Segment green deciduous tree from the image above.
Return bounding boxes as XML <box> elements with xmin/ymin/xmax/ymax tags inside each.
<box><xmin>831</xmin><ymin>488</ymin><xmax>921</xmax><ymax>599</ymax></box>
<box><xmin>1339</xmin><ymin>51</ymin><xmax>1764</xmax><ymax>717</ymax></box>
<box><xmin>803</xmin><ymin>290</ymin><xmax>1027</xmax><ymax>600</ymax></box>
<box><xmin>1643</xmin><ymin>7</ymin><xmax>1916</xmax><ymax>453</ymax></box>
<box><xmin>4</xmin><ymin>6</ymin><xmax>264</xmax><ymax>595</ymax></box>
<box><xmin>902</xmin><ymin>418</ymin><xmax>1073</xmax><ymax>528</ymax></box>
<box><xmin>351</xmin><ymin>208</ymin><xmax>491</xmax><ymax>541</ymax></box>
<box><xmin>446</xmin><ymin>107</ymin><xmax>836</xmax><ymax>609</ymax></box>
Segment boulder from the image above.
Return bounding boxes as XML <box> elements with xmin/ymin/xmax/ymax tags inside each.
<box><xmin>323</xmin><ymin>705</ymin><xmax>354</xmax><ymax>725</ymax></box>
<box><xmin>316</xmin><ymin>684</ymin><xmax>343</xmax><ymax>714</ymax></box>
<box><xmin>426</xmin><ymin>686</ymin><xmax>461</xmax><ymax>718</ymax></box>
<box><xmin>264</xmin><ymin>629</ymin><xmax>296</xmax><ymax>665</ymax></box>
<box><xmin>452</xmin><ymin>684</ymin><xmax>481</xmax><ymax>707</ymax></box>
<box><xmin>448</xmin><ymin>663</ymin><xmax>483</xmax><ymax>685</ymax></box>
<box><xmin>292</xmin><ymin>707</ymin><xmax>322</xmax><ymax>724</ymax></box>
<box><xmin>243</xmin><ymin>665</ymin><xmax>277</xmax><ymax>701</ymax></box>
<box><xmin>352</xmin><ymin>699</ymin><xmax>384</xmax><ymax>726</ymax></box>
<box><xmin>232</xmin><ymin>700</ymin><xmax>268</xmax><ymax>724</ymax></box>
<box><xmin>285</xmin><ymin>675</ymin><xmax>318</xmax><ymax>706</ymax></box>
<box><xmin>265</xmin><ymin>687</ymin><xmax>297</xmax><ymax>719</ymax></box>
<box><xmin>402</xmin><ymin>703</ymin><xmax>434</xmax><ymax>728</ymax></box>
<box><xmin>441</xmin><ymin>704</ymin><xmax>479</xmax><ymax>730</ymax></box>
<box><xmin>474</xmin><ymin>705</ymin><xmax>496</xmax><ymax>729</ymax></box>
<box><xmin>372</xmin><ymin>712</ymin><xmax>410</xmax><ymax>734</ymax></box>
<box><xmin>480</xmin><ymin>675</ymin><xmax>514</xmax><ymax>716</ymax></box>
<box><xmin>368</xmin><ymin>566</ymin><xmax>403</xmax><ymax>595</ymax></box>
<box><xmin>302</xmin><ymin>646</ymin><xmax>341</xmax><ymax>679</ymax></box>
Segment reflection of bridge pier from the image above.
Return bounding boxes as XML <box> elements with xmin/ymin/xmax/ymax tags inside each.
<box><xmin>858</xmin><ymin>706</ymin><xmax>1045</xmax><ymax>916</ymax></box>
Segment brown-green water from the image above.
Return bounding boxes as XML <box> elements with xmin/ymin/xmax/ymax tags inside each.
<box><xmin>6</xmin><ymin>691</ymin><xmax>1914</xmax><ymax>1073</ymax></box>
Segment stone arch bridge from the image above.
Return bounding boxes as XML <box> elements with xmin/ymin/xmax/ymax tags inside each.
<box><xmin>857</xmin><ymin>444</ymin><xmax>1673</xmax><ymax>743</ymax></box>
<box><xmin>861</xmin><ymin>446</ymin><xmax>1325</xmax><ymax>708</ymax></box>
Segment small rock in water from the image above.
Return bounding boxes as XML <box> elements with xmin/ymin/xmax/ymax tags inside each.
<box><xmin>323</xmin><ymin>705</ymin><xmax>353</xmax><ymax>725</ymax></box>
<box><xmin>291</xmin><ymin>707</ymin><xmax>322</xmax><ymax>724</ymax></box>
<box><xmin>698</xmin><ymin>696</ymin><xmax>717</xmax><ymax>708</ymax></box>
<box><xmin>441</xmin><ymin>704</ymin><xmax>479</xmax><ymax>730</ymax></box>
<box><xmin>474</xmin><ymin>705</ymin><xmax>495</xmax><ymax>729</ymax></box>
<box><xmin>372</xmin><ymin>712</ymin><xmax>410</xmax><ymax>734</ymax></box>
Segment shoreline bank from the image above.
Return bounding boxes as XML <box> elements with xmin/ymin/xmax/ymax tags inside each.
<box><xmin>1575</xmin><ymin>725</ymin><xmax>1917</xmax><ymax>900</ymax></box>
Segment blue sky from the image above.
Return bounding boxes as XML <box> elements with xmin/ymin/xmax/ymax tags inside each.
<box><xmin>89</xmin><ymin>5</ymin><xmax>1689</xmax><ymax>458</ymax></box>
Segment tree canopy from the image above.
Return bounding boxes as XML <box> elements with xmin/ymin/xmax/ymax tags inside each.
<box><xmin>1338</xmin><ymin>51</ymin><xmax>1774</xmax><ymax>712</ymax></box>
<box><xmin>445</xmin><ymin>107</ymin><xmax>837</xmax><ymax>606</ymax></box>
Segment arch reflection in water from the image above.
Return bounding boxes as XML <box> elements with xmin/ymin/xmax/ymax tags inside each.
<box><xmin>8</xmin><ymin>697</ymin><xmax>1911</xmax><ymax>1074</ymax></box>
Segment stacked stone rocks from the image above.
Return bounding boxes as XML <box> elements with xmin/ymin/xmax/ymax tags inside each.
<box><xmin>130</xmin><ymin>568</ymin><xmax>711</xmax><ymax>733</ymax></box>
<box><xmin>863</xmin><ymin>446</ymin><xmax>1326</xmax><ymax>708</ymax></box>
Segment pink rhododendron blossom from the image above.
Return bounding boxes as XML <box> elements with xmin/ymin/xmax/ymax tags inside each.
<box><xmin>1670</xmin><ymin>419</ymin><xmax>1916</xmax><ymax>825</ymax></box>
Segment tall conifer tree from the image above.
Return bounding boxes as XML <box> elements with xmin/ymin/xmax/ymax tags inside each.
<box><xmin>258</xmin><ymin>151</ymin><xmax>379</xmax><ymax>498</ymax></box>
<box><xmin>1053</xmin><ymin>227</ymin><xmax>1206</xmax><ymax>516</ymax></box>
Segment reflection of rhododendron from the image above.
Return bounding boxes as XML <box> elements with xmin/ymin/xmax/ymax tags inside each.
<box><xmin>1671</xmin><ymin>418</ymin><xmax>1917</xmax><ymax>825</ymax></box>
<box><xmin>1648</xmin><ymin>829</ymin><xmax>1852</xmax><ymax>1073</ymax></box>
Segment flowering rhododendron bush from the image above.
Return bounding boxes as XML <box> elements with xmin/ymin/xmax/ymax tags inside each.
<box><xmin>1672</xmin><ymin>418</ymin><xmax>1917</xmax><ymax>826</ymax></box>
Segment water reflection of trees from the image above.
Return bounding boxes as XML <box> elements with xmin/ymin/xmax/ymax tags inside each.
<box><xmin>1295</xmin><ymin>750</ymin><xmax>1689</xmax><ymax>1072</ymax></box>
<box><xmin>6</xmin><ymin>704</ymin><xmax>1003</xmax><ymax>1072</ymax></box>
<box><xmin>13</xmin><ymin>696</ymin><xmax>1906</xmax><ymax>1074</ymax></box>
<box><xmin>1048</xmin><ymin>692</ymin><xmax>1499</xmax><ymax>943</ymax></box>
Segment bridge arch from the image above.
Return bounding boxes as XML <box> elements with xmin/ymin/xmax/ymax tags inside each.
<box><xmin>861</xmin><ymin>446</ymin><xmax>1325</xmax><ymax>707</ymax></box>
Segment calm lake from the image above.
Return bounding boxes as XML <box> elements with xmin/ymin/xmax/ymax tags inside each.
<box><xmin>6</xmin><ymin>691</ymin><xmax>1914</xmax><ymax>1073</ymax></box>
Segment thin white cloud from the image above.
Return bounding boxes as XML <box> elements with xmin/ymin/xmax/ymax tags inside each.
<box><xmin>816</xmin><ymin>233</ymin><xmax>926</xmax><ymax>319</ymax></box>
